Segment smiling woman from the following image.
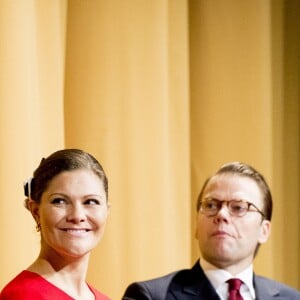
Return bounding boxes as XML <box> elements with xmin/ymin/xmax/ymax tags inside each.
<box><xmin>0</xmin><ymin>149</ymin><xmax>111</xmax><ymax>300</ymax></box>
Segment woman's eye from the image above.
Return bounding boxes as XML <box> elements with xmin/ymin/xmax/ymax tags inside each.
<box><xmin>85</xmin><ymin>199</ymin><xmax>101</xmax><ymax>205</ymax></box>
<box><xmin>51</xmin><ymin>198</ymin><xmax>66</xmax><ymax>205</ymax></box>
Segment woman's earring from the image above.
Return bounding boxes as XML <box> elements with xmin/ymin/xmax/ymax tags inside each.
<box><xmin>36</xmin><ymin>222</ymin><xmax>41</xmax><ymax>232</ymax></box>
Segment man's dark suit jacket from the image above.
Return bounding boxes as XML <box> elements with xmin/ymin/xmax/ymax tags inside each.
<box><xmin>122</xmin><ymin>261</ymin><xmax>300</xmax><ymax>300</ymax></box>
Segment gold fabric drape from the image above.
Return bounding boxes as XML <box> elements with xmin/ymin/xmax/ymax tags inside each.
<box><xmin>0</xmin><ymin>1</ymin><xmax>299</xmax><ymax>299</ymax></box>
<box><xmin>0</xmin><ymin>0</ymin><xmax>66</xmax><ymax>291</ymax></box>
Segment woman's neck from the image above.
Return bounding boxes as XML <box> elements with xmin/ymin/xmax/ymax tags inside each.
<box><xmin>27</xmin><ymin>251</ymin><xmax>93</xmax><ymax>299</ymax></box>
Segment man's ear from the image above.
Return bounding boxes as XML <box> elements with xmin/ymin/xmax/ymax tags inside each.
<box><xmin>27</xmin><ymin>199</ymin><xmax>40</xmax><ymax>223</ymax></box>
<box><xmin>258</xmin><ymin>220</ymin><xmax>271</xmax><ymax>244</ymax></box>
<box><xmin>194</xmin><ymin>213</ymin><xmax>200</xmax><ymax>240</ymax></box>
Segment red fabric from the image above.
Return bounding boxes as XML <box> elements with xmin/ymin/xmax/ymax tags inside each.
<box><xmin>0</xmin><ymin>270</ymin><xmax>110</xmax><ymax>300</ymax></box>
<box><xmin>227</xmin><ymin>278</ymin><xmax>244</xmax><ymax>300</ymax></box>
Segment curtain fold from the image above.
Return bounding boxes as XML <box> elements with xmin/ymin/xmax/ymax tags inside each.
<box><xmin>0</xmin><ymin>0</ymin><xmax>66</xmax><ymax>285</ymax></box>
<box><xmin>64</xmin><ymin>1</ymin><xmax>190</xmax><ymax>297</ymax></box>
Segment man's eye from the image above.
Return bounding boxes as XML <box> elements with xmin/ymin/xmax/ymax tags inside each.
<box><xmin>51</xmin><ymin>198</ymin><xmax>66</xmax><ymax>205</ymax></box>
<box><xmin>231</xmin><ymin>202</ymin><xmax>246</xmax><ymax>211</ymax></box>
<box><xmin>205</xmin><ymin>201</ymin><xmax>218</xmax><ymax>209</ymax></box>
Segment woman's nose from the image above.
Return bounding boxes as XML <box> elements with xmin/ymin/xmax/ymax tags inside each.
<box><xmin>66</xmin><ymin>204</ymin><xmax>86</xmax><ymax>223</ymax></box>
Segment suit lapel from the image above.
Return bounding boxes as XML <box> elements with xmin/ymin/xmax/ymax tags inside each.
<box><xmin>166</xmin><ymin>262</ymin><xmax>294</xmax><ymax>300</ymax></box>
<box><xmin>254</xmin><ymin>274</ymin><xmax>285</xmax><ymax>300</ymax></box>
<box><xmin>169</xmin><ymin>261</ymin><xmax>221</xmax><ymax>300</ymax></box>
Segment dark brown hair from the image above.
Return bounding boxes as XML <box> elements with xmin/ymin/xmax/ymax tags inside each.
<box><xmin>196</xmin><ymin>162</ymin><xmax>273</xmax><ymax>221</ymax></box>
<box><xmin>24</xmin><ymin>149</ymin><xmax>108</xmax><ymax>205</ymax></box>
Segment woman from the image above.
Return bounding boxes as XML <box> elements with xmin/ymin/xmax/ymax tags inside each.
<box><xmin>0</xmin><ymin>149</ymin><xmax>111</xmax><ymax>299</ymax></box>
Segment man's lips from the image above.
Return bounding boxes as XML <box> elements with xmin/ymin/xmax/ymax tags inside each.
<box><xmin>211</xmin><ymin>230</ymin><xmax>233</xmax><ymax>237</ymax></box>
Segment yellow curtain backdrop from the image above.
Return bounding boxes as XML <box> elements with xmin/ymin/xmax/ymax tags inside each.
<box><xmin>189</xmin><ymin>0</ymin><xmax>278</xmax><ymax>275</ymax></box>
<box><xmin>0</xmin><ymin>1</ymin><xmax>299</xmax><ymax>299</ymax></box>
<box><xmin>0</xmin><ymin>1</ymin><xmax>191</xmax><ymax>298</ymax></box>
<box><xmin>64</xmin><ymin>0</ymin><xmax>191</xmax><ymax>296</ymax></box>
<box><xmin>0</xmin><ymin>0</ymin><xmax>66</xmax><ymax>291</ymax></box>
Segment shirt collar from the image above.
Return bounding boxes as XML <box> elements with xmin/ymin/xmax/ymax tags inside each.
<box><xmin>200</xmin><ymin>258</ymin><xmax>255</xmax><ymax>298</ymax></box>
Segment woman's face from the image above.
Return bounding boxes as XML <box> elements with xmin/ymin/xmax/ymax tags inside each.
<box><xmin>30</xmin><ymin>169</ymin><xmax>109</xmax><ymax>259</ymax></box>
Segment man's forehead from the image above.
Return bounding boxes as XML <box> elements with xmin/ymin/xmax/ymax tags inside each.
<box><xmin>203</xmin><ymin>173</ymin><xmax>262</xmax><ymax>202</ymax></box>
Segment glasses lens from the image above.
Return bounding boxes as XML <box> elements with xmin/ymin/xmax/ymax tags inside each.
<box><xmin>228</xmin><ymin>200</ymin><xmax>248</xmax><ymax>216</ymax></box>
<box><xmin>201</xmin><ymin>199</ymin><xmax>220</xmax><ymax>216</ymax></box>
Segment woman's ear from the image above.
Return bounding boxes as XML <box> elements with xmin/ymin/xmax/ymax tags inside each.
<box><xmin>27</xmin><ymin>199</ymin><xmax>40</xmax><ymax>223</ymax></box>
<box><xmin>107</xmin><ymin>201</ymin><xmax>111</xmax><ymax>210</ymax></box>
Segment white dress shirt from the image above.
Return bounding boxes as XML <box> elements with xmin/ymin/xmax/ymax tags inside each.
<box><xmin>200</xmin><ymin>259</ymin><xmax>256</xmax><ymax>300</ymax></box>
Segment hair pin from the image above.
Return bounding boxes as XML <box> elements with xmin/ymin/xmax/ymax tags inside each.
<box><xmin>24</xmin><ymin>177</ymin><xmax>34</xmax><ymax>200</ymax></box>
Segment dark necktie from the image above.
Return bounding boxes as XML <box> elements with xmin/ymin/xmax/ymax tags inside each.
<box><xmin>227</xmin><ymin>278</ymin><xmax>244</xmax><ymax>300</ymax></box>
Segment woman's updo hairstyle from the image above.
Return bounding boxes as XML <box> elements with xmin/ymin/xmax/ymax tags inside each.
<box><xmin>24</xmin><ymin>149</ymin><xmax>108</xmax><ymax>208</ymax></box>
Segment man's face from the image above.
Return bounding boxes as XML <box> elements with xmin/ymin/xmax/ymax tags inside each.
<box><xmin>195</xmin><ymin>173</ymin><xmax>271</xmax><ymax>274</ymax></box>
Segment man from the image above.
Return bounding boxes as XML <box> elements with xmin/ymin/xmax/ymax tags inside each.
<box><xmin>122</xmin><ymin>162</ymin><xmax>300</xmax><ymax>299</ymax></box>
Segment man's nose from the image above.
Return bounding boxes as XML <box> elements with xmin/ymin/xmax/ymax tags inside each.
<box><xmin>214</xmin><ymin>202</ymin><xmax>230</xmax><ymax>222</ymax></box>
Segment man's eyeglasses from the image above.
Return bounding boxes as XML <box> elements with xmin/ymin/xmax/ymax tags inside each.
<box><xmin>199</xmin><ymin>198</ymin><xmax>265</xmax><ymax>218</ymax></box>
